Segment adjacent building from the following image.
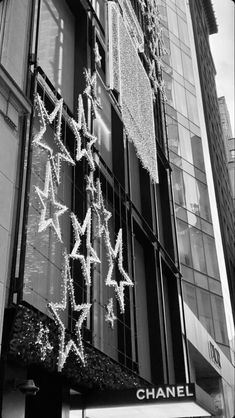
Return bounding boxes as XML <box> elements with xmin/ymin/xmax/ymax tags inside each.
<box><xmin>0</xmin><ymin>1</ymin><xmax>234</xmax><ymax>418</ymax></box>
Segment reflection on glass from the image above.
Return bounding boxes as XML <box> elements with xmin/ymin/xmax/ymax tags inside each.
<box><xmin>211</xmin><ymin>295</ymin><xmax>229</xmax><ymax>345</ymax></box>
<box><xmin>176</xmin><ymin>219</ymin><xmax>192</xmax><ymax>266</ymax></box>
<box><xmin>178</xmin><ymin>124</ymin><xmax>193</xmax><ymax>163</ymax></box>
<box><xmin>178</xmin><ymin>15</ymin><xmax>189</xmax><ymax>46</ymax></box>
<box><xmin>197</xmin><ymin>181</ymin><xmax>212</xmax><ymax>221</ymax></box>
<box><xmin>203</xmin><ymin>234</ymin><xmax>220</xmax><ymax>278</ymax></box>
<box><xmin>170</xmin><ymin>41</ymin><xmax>183</xmax><ymax>75</ymax></box>
<box><xmin>183</xmin><ymin>172</ymin><xmax>199</xmax><ymax>214</ymax></box>
<box><xmin>182</xmin><ymin>52</ymin><xmax>194</xmax><ymax>84</ymax></box>
<box><xmin>172</xmin><ymin>166</ymin><xmax>185</xmax><ymax>206</ymax></box>
<box><xmin>196</xmin><ymin>288</ymin><xmax>215</xmax><ymax>337</ymax></box>
<box><xmin>186</xmin><ymin>91</ymin><xmax>199</xmax><ymax>126</ymax></box>
<box><xmin>166</xmin><ymin>5</ymin><xmax>179</xmax><ymax>38</ymax></box>
<box><xmin>190</xmin><ymin>134</ymin><xmax>205</xmax><ymax>172</ymax></box>
<box><xmin>189</xmin><ymin>227</ymin><xmax>206</xmax><ymax>273</ymax></box>
<box><xmin>183</xmin><ymin>282</ymin><xmax>198</xmax><ymax>316</ymax></box>
<box><xmin>174</xmin><ymin>81</ymin><xmax>187</xmax><ymax>116</ymax></box>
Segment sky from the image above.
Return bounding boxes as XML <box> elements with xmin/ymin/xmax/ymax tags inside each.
<box><xmin>209</xmin><ymin>0</ymin><xmax>234</xmax><ymax>136</ymax></box>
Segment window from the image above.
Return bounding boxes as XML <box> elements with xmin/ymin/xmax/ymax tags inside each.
<box><xmin>211</xmin><ymin>295</ymin><xmax>229</xmax><ymax>345</ymax></box>
<box><xmin>167</xmin><ymin>5</ymin><xmax>179</xmax><ymax>38</ymax></box>
<box><xmin>182</xmin><ymin>52</ymin><xmax>194</xmax><ymax>84</ymax></box>
<box><xmin>174</xmin><ymin>81</ymin><xmax>187</xmax><ymax>116</ymax></box>
<box><xmin>177</xmin><ymin>15</ymin><xmax>189</xmax><ymax>46</ymax></box>
<box><xmin>176</xmin><ymin>219</ymin><xmax>192</xmax><ymax>266</ymax></box>
<box><xmin>178</xmin><ymin>124</ymin><xmax>193</xmax><ymax>163</ymax></box>
<box><xmin>196</xmin><ymin>288</ymin><xmax>215</xmax><ymax>338</ymax></box>
<box><xmin>197</xmin><ymin>181</ymin><xmax>212</xmax><ymax>221</ymax></box>
<box><xmin>189</xmin><ymin>227</ymin><xmax>207</xmax><ymax>273</ymax></box>
<box><xmin>190</xmin><ymin>134</ymin><xmax>205</xmax><ymax>172</ymax></box>
<box><xmin>183</xmin><ymin>172</ymin><xmax>199</xmax><ymax>214</ymax></box>
<box><xmin>186</xmin><ymin>90</ymin><xmax>199</xmax><ymax>125</ymax></box>
<box><xmin>172</xmin><ymin>165</ymin><xmax>185</xmax><ymax>207</ymax></box>
<box><xmin>37</xmin><ymin>0</ymin><xmax>75</xmax><ymax>109</ymax></box>
<box><xmin>182</xmin><ymin>282</ymin><xmax>198</xmax><ymax>316</ymax></box>
<box><xmin>170</xmin><ymin>41</ymin><xmax>183</xmax><ymax>75</ymax></box>
<box><xmin>203</xmin><ymin>234</ymin><xmax>220</xmax><ymax>278</ymax></box>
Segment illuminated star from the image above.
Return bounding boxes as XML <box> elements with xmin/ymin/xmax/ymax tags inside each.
<box><xmin>48</xmin><ymin>253</ymin><xmax>91</xmax><ymax>371</ymax></box>
<box><xmin>105</xmin><ymin>298</ymin><xmax>117</xmax><ymax>329</ymax></box>
<box><xmin>69</xmin><ymin>95</ymin><xmax>97</xmax><ymax>170</ymax></box>
<box><xmin>70</xmin><ymin>209</ymin><xmax>100</xmax><ymax>286</ymax></box>
<box><xmin>83</xmin><ymin>69</ymin><xmax>102</xmax><ymax>118</ymax></box>
<box><xmin>33</xmin><ymin>93</ymin><xmax>75</xmax><ymax>184</ymax></box>
<box><xmin>36</xmin><ymin>322</ymin><xmax>53</xmax><ymax>361</ymax></box>
<box><xmin>105</xmin><ymin>229</ymin><xmax>134</xmax><ymax>314</ymax></box>
<box><xmin>94</xmin><ymin>42</ymin><xmax>102</xmax><ymax>68</ymax></box>
<box><xmin>93</xmin><ymin>179</ymin><xmax>112</xmax><ymax>238</ymax></box>
<box><xmin>35</xmin><ymin>161</ymin><xmax>68</xmax><ymax>242</ymax></box>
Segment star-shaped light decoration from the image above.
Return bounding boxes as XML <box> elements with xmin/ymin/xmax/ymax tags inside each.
<box><xmin>69</xmin><ymin>95</ymin><xmax>97</xmax><ymax>171</ymax></box>
<box><xmin>48</xmin><ymin>253</ymin><xmax>91</xmax><ymax>371</ymax></box>
<box><xmin>35</xmin><ymin>322</ymin><xmax>53</xmax><ymax>361</ymax></box>
<box><xmin>35</xmin><ymin>161</ymin><xmax>68</xmax><ymax>242</ymax></box>
<box><xmin>70</xmin><ymin>209</ymin><xmax>100</xmax><ymax>286</ymax></box>
<box><xmin>83</xmin><ymin>69</ymin><xmax>102</xmax><ymax>118</ymax></box>
<box><xmin>33</xmin><ymin>93</ymin><xmax>75</xmax><ymax>184</ymax></box>
<box><xmin>105</xmin><ymin>229</ymin><xmax>134</xmax><ymax>314</ymax></box>
<box><xmin>93</xmin><ymin>179</ymin><xmax>112</xmax><ymax>238</ymax></box>
<box><xmin>94</xmin><ymin>42</ymin><xmax>102</xmax><ymax>68</ymax></box>
<box><xmin>105</xmin><ymin>298</ymin><xmax>117</xmax><ymax>329</ymax></box>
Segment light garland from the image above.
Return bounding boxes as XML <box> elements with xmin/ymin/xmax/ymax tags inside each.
<box><xmin>70</xmin><ymin>209</ymin><xmax>100</xmax><ymax>287</ymax></box>
<box><xmin>105</xmin><ymin>298</ymin><xmax>117</xmax><ymax>329</ymax></box>
<box><xmin>105</xmin><ymin>229</ymin><xmax>134</xmax><ymax>314</ymax></box>
<box><xmin>35</xmin><ymin>321</ymin><xmax>53</xmax><ymax>361</ymax></box>
<box><xmin>33</xmin><ymin>93</ymin><xmax>75</xmax><ymax>184</ymax></box>
<box><xmin>69</xmin><ymin>94</ymin><xmax>97</xmax><ymax>171</ymax></box>
<box><xmin>83</xmin><ymin>69</ymin><xmax>102</xmax><ymax>119</ymax></box>
<box><xmin>48</xmin><ymin>253</ymin><xmax>91</xmax><ymax>371</ymax></box>
<box><xmin>35</xmin><ymin>161</ymin><xmax>68</xmax><ymax>242</ymax></box>
<box><xmin>86</xmin><ymin>171</ymin><xmax>97</xmax><ymax>200</ymax></box>
<box><xmin>93</xmin><ymin>179</ymin><xmax>112</xmax><ymax>238</ymax></box>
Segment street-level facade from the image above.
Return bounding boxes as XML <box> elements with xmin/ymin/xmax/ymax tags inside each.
<box><xmin>0</xmin><ymin>0</ymin><xmax>234</xmax><ymax>417</ymax></box>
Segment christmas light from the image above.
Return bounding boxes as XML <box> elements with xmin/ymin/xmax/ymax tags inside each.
<box><xmin>105</xmin><ymin>229</ymin><xmax>134</xmax><ymax>314</ymax></box>
<box><xmin>33</xmin><ymin>93</ymin><xmax>75</xmax><ymax>184</ymax></box>
<box><xmin>94</xmin><ymin>42</ymin><xmax>102</xmax><ymax>67</ymax></box>
<box><xmin>35</xmin><ymin>322</ymin><xmax>53</xmax><ymax>361</ymax></box>
<box><xmin>69</xmin><ymin>94</ymin><xmax>97</xmax><ymax>171</ymax></box>
<box><xmin>35</xmin><ymin>161</ymin><xmax>68</xmax><ymax>242</ymax></box>
<box><xmin>48</xmin><ymin>253</ymin><xmax>91</xmax><ymax>371</ymax></box>
<box><xmin>93</xmin><ymin>179</ymin><xmax>112</xmax><ymax>238</ymax></box>
<box><xmin>83</xmin><ymin>69</ymin><xmax>102</xmax><ymax>119</ymax></box>
<box><xmin>70</xmin><ymin>209</ymin><xmax>100</xmax><ymax>287</ymax></box>
<box><xmin>105</xmin><ymin>298</ymin><xmax>117</xmax><ymax>329</ymax></box>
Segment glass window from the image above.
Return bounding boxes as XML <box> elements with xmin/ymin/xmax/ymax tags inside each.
<box><xmin>189</xmin><ymin>227</ymin><xmax>207</xmax><ymax>273</ymax></box>
<box><xmin>172</xmin><ymin>165</ymin><xmax>185</xmax><ymax>207</ymax></box>
<box><xmin>178</xmin><ymin>124</ymin><xmax>193</xmax><ymax>163</ymax></box>
<box><xmin>182</xmin><ymin>52</ymin><xmax>194</xmax><ymax>84</ymax></box>
<box><xmin>167</xmin><ymin>121</ymin><xmax>180</xmax><ymax>155</ymax></box>
<box><xmin>203</xmin><ymin>234</ymin><xmax>220</xmax><ymax>278</ymax></box>
<box><xmin>196</xmin><ymin>288</ymin><xmax>215</xmax><ymax>337</ymax></box>
<box><xmin>190</xmin><ymin>134</ymin><xmax>205</xmax><ymax>171</ymax></box>
<box><xmin>38</xmin><ymin>0</ymin><xmax>75</xmax><ymax>109</ymax></box>
<box><xmin>197</xmin><ymin>181</ymin><xmax>212</xmax><ymax>221</ymax></box>
<box><xmin>176</xmin><ymin>219</ymin><xmax>192</xmax><ymax>267</ymax></box>
<box><xmin>181</xmin><ymin>264</ymin><xmax>194</xmax><ymax>284</ymax></box>
<box><xmin>182</xmin><ymin>282</ymin><xmax>198</xmax><ymax>316</ymax></box>
<box><xmin>208</xmin><ymin>278</ymin><xmax>222</xmax><ymax>296</ymax></box>
<box><xmin>170</xmin><ymin>41</ymin><xmax>183</xmax><ymax>75</ymax></box>
<box><xmin>194</xmin><ymin>271</ymin><xmax>208</xmax><ymax>290</ymax></box>
<box><xmin>175</xmin><ymin>0</ymin><xmax>186</xmax><ymax>13</ymax></box>
<box><xmin>167</xmin><ymin>5</ymin><xmax>179</xmax><ymax>38</ymax></box>
<box><xmin>178</xmin><ymin>16</ymin><xmax>189</xmax><ymax>46</ymax></box>
<box><xmin>174</xmin><ymin>81</ymin><xmax>187</xmax><ymax>116</ymax></box>
<box><xmin>183</xmin><ymin>172</ymin><xmax>199</xmax><ymax>214</ymax></box>
<box><xmin>93</xmin><ymin>78</ymin><xmax>112</xmax><ymax>169</ymax></box>
<box><xmin>92</xmin><ymin>0</ymin><xmax>105</xmax><ymax>28</ymax></box>
<box><xmin>211</xmin><ymin>295</ymin><xmax>229</xmax><ymax>345</ymax></box>
<box><xmin>186</xmin><ymin>91</ymin><xmax>199</xmax><ymax>126</ymax></box>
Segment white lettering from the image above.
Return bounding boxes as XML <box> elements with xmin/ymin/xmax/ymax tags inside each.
<box><xmin>177</xmin><ymin>386</ymin><xmax>185</xmax><ymax>397</ymax></box>
<box><xmin>136</xmin><ymin>389</ymin><xmax>145</xmax><ymax>400</ymax></box>
<box><xmin>146</xmin><ymin>388</ymin><xmax>155</xmax><ymax>399</ymax></box>
<box><xmin>156</xmin><ymin>388</ymin><xmax>166</xmax><ymax>398</ymax></box>
<box><xmin>166</xmin><ymin>386</ymin><xmax>176</xmax><ymax>398</ymax></box>
<box><xmin>185</xmin><ymin>385</ymin><xmax>194</xmax><ymax>397</ymax></box>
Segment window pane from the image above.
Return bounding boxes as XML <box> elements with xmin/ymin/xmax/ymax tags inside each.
<box><xmin>190</xmin><ymin>134</ymin><xmax>205</xmax><ymax>171</ymax></box>
<box><xmin>178</xmin><ymin>124</ymin><xmax>193</xmax><ymax>163</ymax></box>
<box><xmin>170</xmin><ymin>42</ymin><xmax>183</xmax><ymax>75</ymax></box>
<box><xmin>167</xmin><ymin>5</ymin><xmax>179</xmax><ymax>38</ymax></box>
<box><xmin>183</xmin><ymin>172</ymin><xmax>199</xmax><ymax>214</ymax></box>
<box><xmin>183</xmin><ymin>282</ymin><xmax>198</xmax><ymax>316</ymax></box>
<box><xmin>174</xmin><ymin>82</ymin><xmax>187</xmax><ymax>116</ymax></box>
<box><xmin>176</xmin><ymin>219</ymin><xmax>192</xmax><ymax>266</ymax></box>
<box><xmin>182</xmin><ymin>52</ymin><xmax>194</xmax><ymax>84</ymax></box>
<box><xmin>197</xmin><ymin>181</ymin><xmax>212</xmax><ymax>221</ymax></box>
<box><xmin>38</xmin><ymin>0</ymin><xmax>75</xmax><ymax>108</ymax></box>
<box><xmin>178</xmin><ymin>16</ymin><xmax>189</xmax><ymax>46</ymax></box>
<box><xmin>211</xmin><ymin>295</ymin><xmax>229</xmax><ymax>345</ymax></box>
<box><xmin>196</xmin><ymin>288</ymin><xmax>215</xmax><ymax>337</ymax></box>
<box><xmin>189</xmin><ymin>227</ymin><xmax>207</xmax><ymax>273</ymax></box>
<box><xmin>203</xmin><ymin>234</ymin><xmax>220</xmax><ymax>278</ymax></box>
<box><xmin>186</xmin><ymin>91</ymin><xmax>199</xmax><ymax>126</ymax></box>
<box><xmin>172</xmin><ymin>166</ymin><xmax>185</xmax><ymax>206</ymax></box>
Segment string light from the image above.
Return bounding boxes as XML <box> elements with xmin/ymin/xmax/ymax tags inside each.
<box><xmin>83</xmin><ymin>69</ymin><xmax>102</xmax><ymax>119</ymax></box>
<box><xmin>48</xmin><ymin>252</ymin><xmax>91</xmax><ymax>371</ymax></box>
<box><xmin>70</xmin><ymin>209</ymin><xmax>101</xmax><ymax>287</ymax></box>
<box><xmin>94</xmin><ymin>42</ymin><xmax>102</xmax><ymax>67</ymax></box>
<box><xmin>33</xmin><ymin>93</ymin><xmax>75</xmax><ymax>184</ymax></box>
<box><xmin>35</xmin><ymin>322</ymin><xmax>53</xmax><ymax>361</ymax></box>
<box><xmin>35</xmin><ymin>161</ymin><xmax>68</xmax><ymax>242</ymax></box>
<box><xmin>93</xmin><ymin>179</ymin><xmax>112</xmax><ymax>238</ymax></box>
<box><xmin>105</xmin><ymin>229</ymin><xmax>134</xmax><ymax>314</ymax></box>
<box><xmin>105</xmin><ymin>298</ymin><xmax>117</xmax><ymax>329</ymax></box>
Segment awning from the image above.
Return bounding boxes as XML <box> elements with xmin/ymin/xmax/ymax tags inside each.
<box><xmin>70</xmin><ymin>383</ymin><xmax>214</xmax><ymax>417</ymax></box>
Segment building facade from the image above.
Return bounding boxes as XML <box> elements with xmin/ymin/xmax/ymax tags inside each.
<box><xmin>0</xmin><ymin>0</ymin><xmax>234</xmax><ymax>418</ymax></box>
<box><xmin>218</xmin><ymin>96</ymin><xmax>235</xmax><ymax>208</ymax></box>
